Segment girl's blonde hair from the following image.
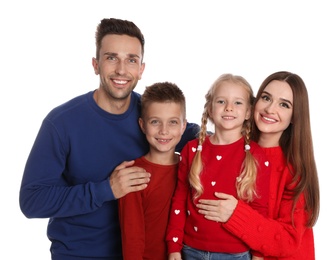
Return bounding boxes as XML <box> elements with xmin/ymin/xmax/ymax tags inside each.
<box><xmin>189</xmin><ymin>73</ymin><xmax>258</xmax><ymax>202</ymax></box>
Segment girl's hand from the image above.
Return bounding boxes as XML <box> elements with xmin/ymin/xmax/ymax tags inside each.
<box><xmin>196</xmin><ymin>192</ymin><xmax>238</xmax><ymax>222</ymax></box>
<box><xmin>168</xmin><ymin>252</ymin><xmax>182</xmax><ymax>260</ymax></box>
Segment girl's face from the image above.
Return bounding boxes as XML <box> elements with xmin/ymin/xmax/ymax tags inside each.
<box><xmin>210</xmin><ymin>82</ymin><xmax>251</xmax><ymax>136</ymax></box>
<box><xmin>254</xmin><ymin>80</ymin><xmax>293</xmax><ymax>146</ymax></box>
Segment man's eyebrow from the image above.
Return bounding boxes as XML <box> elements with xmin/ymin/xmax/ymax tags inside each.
<box><xmin>103</xmin><ymin>52</ymin><xmax>141</xmax><ymax>59</ymax></box>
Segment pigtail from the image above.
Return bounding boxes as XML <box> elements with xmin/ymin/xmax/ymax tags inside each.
<box><xmin>189</xmin><ymin>110</ymin><xmax>209</xmax><ymax>200</ymax></box>
<box><xmin>236</xmin><ymin>119</ymin><xmax>258</xmax><ymax>202</ymax></box>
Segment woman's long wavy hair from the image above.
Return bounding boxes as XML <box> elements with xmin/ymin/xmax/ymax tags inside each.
<box><xmin>189</xmin><ymin>74</ymin><xmax>258</xmax><ymax>202</ymax></box>
<box><xmin>252</xmin><ymin>71</ymin><xmax>320</xmax><ymax>227</ymax></box>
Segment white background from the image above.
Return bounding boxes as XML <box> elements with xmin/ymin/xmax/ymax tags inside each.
<box><xmin>1</xmin><ymin>1</ymin><xmax>330</xmax><ymax>259</ymax></box>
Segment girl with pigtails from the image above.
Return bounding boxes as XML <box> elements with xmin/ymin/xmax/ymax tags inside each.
<box><xmin>166</xmin><ymin>74</ymin><xmax>270</xmax><ymax>260</ymax></box>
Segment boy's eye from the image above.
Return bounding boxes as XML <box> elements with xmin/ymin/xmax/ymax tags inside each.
<box><xmin>150</xmin><ymin>119</ymin><xmax>160</xmax><ymax>125</ymax></box>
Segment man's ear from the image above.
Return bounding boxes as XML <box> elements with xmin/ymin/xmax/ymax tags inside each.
<box><xmin>92</xmin><ymin>57</ymin><xmax>99</xmax><ymax>75</ymax></box>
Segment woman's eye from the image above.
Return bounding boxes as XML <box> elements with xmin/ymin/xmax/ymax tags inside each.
<box><xmin>261</xmin><ymin>95</ymin><xmax>270</xmax><ymax>101</ymax></box>
<box><xmin>280</xmin><ymin>102</ymin><xmax>290</xmax><ymax>109</ymax></box>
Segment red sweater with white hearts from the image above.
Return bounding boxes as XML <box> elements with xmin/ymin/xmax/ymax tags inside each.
<box><xmin>166</xmin><ymin>137</ymin><xmax>270</xmax><ymax>254</ymax></box>
<box><xmin>222</xmin><ymin>146</ymin><xmax>315</xmax><ymax>259</ymax></box>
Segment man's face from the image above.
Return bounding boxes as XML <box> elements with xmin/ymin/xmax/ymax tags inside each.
<box><xmin>92</xmin><ymin>34</ymin><xmax>145</xmax><ymax>101</ymax></box>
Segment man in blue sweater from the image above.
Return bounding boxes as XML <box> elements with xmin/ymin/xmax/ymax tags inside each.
<box><xmin>19</xmin><ymin>18</ymin><xmax>199</xmax><ymax>260</ymax></box>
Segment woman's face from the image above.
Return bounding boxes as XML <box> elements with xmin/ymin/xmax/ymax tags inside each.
<box><xmin>254</xmin><ymin>80</ymin><xmax>293</xmax><ymax>146</ymax></box>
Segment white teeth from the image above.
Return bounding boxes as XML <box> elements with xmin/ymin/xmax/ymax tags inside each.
<box><xmin>263</xmin><ymin>116</ymin><xmax>276</xmax><ymax>122</ymax></box>
<box><xmin>158</xmin><ymin>139</ymin><xmax>169</xmax><ymax>142</ymax></box>
<box><xmin>113</xmin><ymin>80</ymin><xmax>127</xmax><ymax>84</ymax></box>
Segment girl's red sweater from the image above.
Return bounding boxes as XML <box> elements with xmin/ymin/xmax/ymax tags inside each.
<box><xmin>166</xmin><ymin>137</ymin><xmax>270</xmax><ymax>254</ymax></box>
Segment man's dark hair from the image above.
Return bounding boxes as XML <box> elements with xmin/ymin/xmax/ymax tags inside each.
<box><xmin>95</xmin><ymin>18</ymin><xmax>145</xmax><ymax>60</ymax></box>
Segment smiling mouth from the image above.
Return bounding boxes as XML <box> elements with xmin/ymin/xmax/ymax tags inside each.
<box><xmin>262</xmin><ymin>115</ymin><xmax>277</xmax><ymax>122</ymax></box>
<box><xmin>222</xmin><ymin>116</ymin><xmax>235</xmax><ymax>120</ymax></box>
<box><xmin>156</xmin><ymin>138</ymin><xmax>171</xmax><ymax>143</ymax></box>
<box><xmin>112</xmin><ymin>79</ymin><xmax>129</xmax><ymax>85</ymax></box>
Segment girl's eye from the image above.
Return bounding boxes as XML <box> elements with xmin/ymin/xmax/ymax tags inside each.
<box><xmin>217</xmin><ymin>100</ymin><xmax>225</xmax><ymax>104</ymax></box>
<box><xmin>170</xmin><ymin>120</ymin><xmax>179</xmax><ymax>125</ymax></box>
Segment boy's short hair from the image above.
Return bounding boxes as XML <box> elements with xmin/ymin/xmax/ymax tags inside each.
<box><xmin>141</xmin><ymin>82</ymin><xmax>186</xmax><ymax>118</ymax></box>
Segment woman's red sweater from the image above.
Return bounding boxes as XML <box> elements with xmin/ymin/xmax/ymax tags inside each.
<box><xmin>223</xmin><ymin>146</ymin><xmax>315</xmax><ymax>259</ymax></box>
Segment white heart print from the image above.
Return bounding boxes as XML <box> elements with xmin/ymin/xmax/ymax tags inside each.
<box><xmin>265</xmin><ymin>161</ymin><xmax>269</xmax><ymax>166</ymax></box>
<box><xmin>211</xmin><ymin>181</ymin><xmax>216</xmax><ymax>186</ymax></box>
<box><xmin>216</xmin><ymin>155</ymin><xmax>222</xmax><ymax>160</ymax></box>
<box><xmin>173</xmin><ymin>237</ymin><xmax>178</xmax><ymax>242</ymax></box>
<box><xmin>175</xmin><ymin>210</ymin><xmax>180</xmax><ymax>215</ymax></box>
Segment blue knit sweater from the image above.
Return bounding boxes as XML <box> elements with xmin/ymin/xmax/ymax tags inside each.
<box><xmin>19</xmin><ymin>90</ymin><xmax>199</xmax><ymax>259</ymax></box>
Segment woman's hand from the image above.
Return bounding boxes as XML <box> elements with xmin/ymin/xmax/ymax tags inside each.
<box><xmin>196</xmin><ymin>192</ymin><xmax>238</xmax><ymax>222</ymax></box>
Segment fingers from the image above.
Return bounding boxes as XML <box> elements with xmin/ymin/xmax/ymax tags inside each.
<box><xmin>196</xmin><ymin>194</ymin><xmax>237</xmax><ymax>223</ymax></box>
<box><xmin>197</xmin><ymin>206</ymin><xmax>221</xmax><ymax>222</ymax></box>
<box><xmin>168</xmin><ymin>252</ymin><xmax>182</xmax><ymax>260</ymax></box>
<box><xmin>214</xmin><ymin>192</ymin><xmax>233</xmax><ymax>200</ymax></box>
<box><xmin>110</xmin><ymin>164</ymin><xmax>151</xmax><ymax>199</ymax></box>
<box><xmin>113</xmin><ymin>160</ymin><xmax>135</xmax><ymax>170</ymax></box>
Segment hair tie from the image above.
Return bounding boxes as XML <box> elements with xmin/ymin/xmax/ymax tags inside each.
<box><xmin>245</xmin><ymin>144</ymin><xmax>250</xmax><ymax>151</ymax></box>
<box><xmin>197</xmin><ymin>145</ymin><xmax>202</xmax><ymax>151</ymax></box>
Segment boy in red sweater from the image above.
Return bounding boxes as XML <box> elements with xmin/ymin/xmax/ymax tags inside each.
<box><xmin>119</xmin><ymin>82</ymin><xmax>187</xmax><ymax>260</ymax></box>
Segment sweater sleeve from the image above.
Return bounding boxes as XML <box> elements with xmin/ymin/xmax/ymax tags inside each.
<box><xmin>166</xmin><ymin>142</ymin><xmax>192</xmax><ymax>254</ymax></box>
<box><xmin>118</xmin><ymin>189</ymin><xmax>145</xmax><ymax>260</ymax></box>
<box><xmin>19</xmin><ymin>119</ymin><xmax>115</xmax><ymax>218</ymax></box>
<box><xmin>247</xmin><ymin>145</ymin><xmax>271</xmax><ymax>257</ymax></box>
<box><xmin>223</xmin><ymin>193</ymin><xmax>308</xmax><ymax>257</ymax></box>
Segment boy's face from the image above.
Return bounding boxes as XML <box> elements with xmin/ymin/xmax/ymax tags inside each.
<box><xmin>139</xmin><ymin>102</ymin><xmax>187</xmax><ymax>157</ymax></box>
